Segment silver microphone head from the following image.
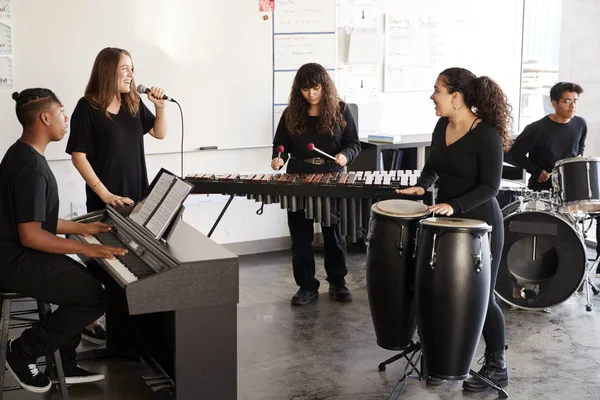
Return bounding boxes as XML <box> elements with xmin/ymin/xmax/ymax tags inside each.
<box><xmin>136</xmin><ymin>84</ymin><xmax>148</xmax><ymax>94</ymax></box>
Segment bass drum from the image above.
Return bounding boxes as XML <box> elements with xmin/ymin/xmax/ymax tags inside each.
<box><xmin>495</xmin><ymin>200</ymin><xmax>587</xmax><ymax>310</ymax></box>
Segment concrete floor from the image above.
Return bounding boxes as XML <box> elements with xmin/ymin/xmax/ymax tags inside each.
<box><xmin>4</xmin><ymin>246</ymin><xmax>600</xmax><ymax>400</ymax></box>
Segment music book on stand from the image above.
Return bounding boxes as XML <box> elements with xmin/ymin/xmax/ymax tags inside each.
<box><xmin>129</xmin><ymin>169</ymin><xmax>193</xmax><ymax>241</ymax></box>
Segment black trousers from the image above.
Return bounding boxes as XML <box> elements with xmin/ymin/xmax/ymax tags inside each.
<box><xmin>287</xmin><ymin>210</ymin><xmax>348</xmax><ymax>292</ymax></box>
<box><xmin>0</xmin><ymin>250</ymin><xmax>106</xmax><ymax>364</ymax></box>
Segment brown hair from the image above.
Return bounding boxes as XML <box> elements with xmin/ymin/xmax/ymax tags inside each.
<box><xmin>285</xmin><ymin>63</ymin><xmax>346</xmax><ymax>136</ymax></box>
<box><xmin>440</xmin><ymin>67</ymin><xmax>513</xmax><ymax>151</ymax></box>
<box><xmin>84</xmin><ymin>47</ymin><xmax>140</xmax><ymax>119</ymax></box>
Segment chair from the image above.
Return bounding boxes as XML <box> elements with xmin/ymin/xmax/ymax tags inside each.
<box><xmin>0</xmin><ymin>290</ymin><xmax>69</xmax><ymax>399</ymax></box>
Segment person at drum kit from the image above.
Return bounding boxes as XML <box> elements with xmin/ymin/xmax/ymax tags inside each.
<box><xmin>507</xmin><ymin>82</ymin><xmax>598</xmax><ymax>271</ymax></box>
<box><xmin>397</xmin><ymin>67</ymin><xmax>513</xmax><ymax>392</ymax></box>
<box><xmin>271</xmin><ymin>63</ymin><xmax>361</xmax><ymax>306</ymax></box>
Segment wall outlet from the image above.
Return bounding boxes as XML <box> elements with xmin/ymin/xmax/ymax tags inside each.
<box><xmin>71</xmin><ymin>202</ymin><xmax>87</xmax><ymax>217</ymax></box>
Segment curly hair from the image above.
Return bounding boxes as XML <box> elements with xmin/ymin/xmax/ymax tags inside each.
<box><xmin>285</xmin><ymin>63</ymin><xmax>346</xmax><ymax>136</ymax></box>
<box><xmin>12</xmin><ymin>88</ymin><xmax>62</xmax><ymax>128</ymax></box>
<box><xmin>440</xmin><ymin>67</ymin><xmax>513</xmax><ymax>151</ymax></box>
<box><xmin>84</xmin><ymin>47</ymin><xmax>140</xmax><ymax>119</ymax></box>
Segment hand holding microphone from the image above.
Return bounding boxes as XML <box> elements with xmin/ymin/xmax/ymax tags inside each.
<box><xmin>271</xmin><ymin>145</ymin><xmax>285</xmax><ymax>171</ymax></box>
<box><xmin>137</xmin><ymin>84</ymin><xmax>177</xmax><ymax>104</ymax></box>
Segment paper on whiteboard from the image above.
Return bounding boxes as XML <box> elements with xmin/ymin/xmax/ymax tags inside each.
<box><xmin>385</xmin><ymin>15</ymin><xmax>435</xmax><ymax>68</ymax></box>
<box><xmin>0</xmin><ymin>55</ymin><xmax>12</xmax><ymax>89</ymax></box>
<box><xmin>348</xmin><ymin>30</ymin><xmax>383</xmax><ymax>64</ymax></box>
<box><xmin>274</xmin><ymin>0</ymin><xmax>335</xmax><ymax>33</ymax></box>
<box><xmin>341</xmin><ymin>74</ymin><xmax>378</xmax><ymax>103</ymax></box>
<box><xmin>0</xmin><ymin>21</ymin><xmax>10</xmax><ymax>55</ymax></box>
<box><xmin>273</xmin><ymin>105</ymin><xmax>287</xmax><ymax>132</ymax></box>
<box><xmin>0</xmin><ymin>0</ymin><xmax>10</xmax><ymax>20</ymax></box>
<box><xmin>274</xmin><ymin>33</ymin><xmax>335</xmax><ymax>70</ymax></box>
<box><xmin>339</xmin><ymin>4</ymin><xmax>380</xmax><ymax>31</ymax></box>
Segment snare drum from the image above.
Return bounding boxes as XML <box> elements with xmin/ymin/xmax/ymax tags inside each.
<box><xmin>553</xmin><ymin>156</ymin><xmax>600</xmax><ymax>213</ymax></box>
<box><xmin>495</xmin><ymin>200</ymin><xmax>587</xmax><ymax>310</ymax></box>
<box><xmin>415</xmin><ymin>217</ymin><xmax>492</xmax><ymax>380</ymax></box>
<box><xmin>365</xmin><ymin>199</ymin><xmax>431</xmax><ymax>350</ymax></box>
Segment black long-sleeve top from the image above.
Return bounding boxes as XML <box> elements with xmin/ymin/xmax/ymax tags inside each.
<box><xmin>272</xmin><ymin>102</ymin><xmax>361</xmax><ymax>169</ymax></box>
<box><xmin>508</xmin><ymin>115</ymin><xmax>587</xmax><ymax>190</ymax></box>
<box><xmin>416</xmin><ymin>117</ymin><xmax>503</xmax><ymax>214</ymax></box>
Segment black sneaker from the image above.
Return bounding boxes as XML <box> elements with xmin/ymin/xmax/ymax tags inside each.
<box><xmin>291</xmin><ymin>289</ymin><xmax>319</xmax><ymax>305</ymax></box>
<box><xmin>82</xmin><ymin>324</ymin><xmax>107</xmax><ymax>345</ymax></box>
<box><xmin>63</xmin><ymin>364</ymin><xmax>105</xmax><ymax>384</ymax></box>
<box><xmin>5</xmin><ymin>339</ymin><xmax>51</xmax><ymax>393</ymax></box>
<box><xmin>329</xmin><ymin>284</ymin><xmax>352</xmax><ymax>302</ymax></box>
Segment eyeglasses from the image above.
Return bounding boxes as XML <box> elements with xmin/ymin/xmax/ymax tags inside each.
<box><xmin>559</xmin><ymin>99</ymin><xmax>579</xmax><ymax>106</ymax></box>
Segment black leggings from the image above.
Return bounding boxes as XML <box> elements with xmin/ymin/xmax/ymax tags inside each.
<box><xmin>455</xmin><ymin>198</ymin><xmax>506</xmax><ymax>353</ymax></box>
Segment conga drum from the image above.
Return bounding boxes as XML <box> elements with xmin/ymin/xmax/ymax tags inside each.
<box><xmin>415</xmin><ymin>217</ymin><xmax>492</xmax><ymax>379</ymax></box>
<box><xmin>366</xmin><ymin>199</ymin><xmax>431</xmax><ymax>350</ymax></box>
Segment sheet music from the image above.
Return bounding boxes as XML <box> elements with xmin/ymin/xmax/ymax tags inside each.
<box><xmin>145</xmin><ymin>179</ymin><xmax>192</xmax><ymax>238</ymax></box>
<box><xmin>129</xmin><ymin>173</ymin><xmax>173</xmax><ymax>227</ymax></box>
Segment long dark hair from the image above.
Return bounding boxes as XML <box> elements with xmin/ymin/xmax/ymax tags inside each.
<box><xmin>84</xmin><ymin>47</ymin><xmax>140</xmax><ymax>119</ymax></box>
<box><xmin>440</xmin><ymin>67</ymin><xmax>513</xmax><ymax>150</ymax></box>
<box><xmin>285</xmin><ymin>63</ymin><xmax>346</xmax><ymax>136</ymax></box>
<box><xmin>12</xmin><ymin>88</ymin><xmax>62</xmax><ymax>128</ymax></box>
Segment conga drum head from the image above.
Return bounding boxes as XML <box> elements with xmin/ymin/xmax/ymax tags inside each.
<box><xmin>420</xmin><ymin>217</ymin><xmax>491</xmax><ymax>233</ymax></box>
<box><xmin>495</xmin><ymin>206</ymin><xmax>587</xmax><ymax>310</ymax></box>
<box><xmin>371</xmin><ymin>199</ymin><xmax>430</xmax><ymax>219</ymax></box>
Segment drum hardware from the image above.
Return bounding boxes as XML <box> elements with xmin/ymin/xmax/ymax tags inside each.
<box><xmin>576</xmin><ymin>216</ymin><xmax>600</xmax><ymax>312</ymax></box>
<box><xmin>429</xmin><ymin>233</ymin><xmax>437</xmax><ymax>269</ymax></box>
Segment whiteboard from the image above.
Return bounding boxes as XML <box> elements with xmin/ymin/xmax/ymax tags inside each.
<box><xmin>336</xmin><ymin>0</ymin><xmax>524</xmax><ymax>138</ymax></box>
<box><xmin>274</xmin><ymin>0</ymin><xmax>336</xmax><ymax>33</ymax></box>
<box><xmin>2</xmin><ymin>0</ymin><xmax>274</xmax><ymax>160</ymax></box>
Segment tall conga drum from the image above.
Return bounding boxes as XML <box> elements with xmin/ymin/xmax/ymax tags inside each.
<box><xmin>415</xmin><ymin>217</ymin><xmax>492</xmax><ymax>379</ymax></box>
<box><xmin>366</xmin><ymin>199</ymin><xmax>431</xmax><ymax>350</ymax></box>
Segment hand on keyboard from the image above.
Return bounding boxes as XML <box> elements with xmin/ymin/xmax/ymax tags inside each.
<box><xmin>82</xmin><ymin>243</ymin><xmax>128</xmax><ymax>260</ymax></box>
<box><xmin>78</xmin><ymin>221</ymin><xmax>112</xmax><ymax>237</ymax></box>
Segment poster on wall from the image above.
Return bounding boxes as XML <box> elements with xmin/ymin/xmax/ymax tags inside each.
<box><xmin>0</xmin><ymin>55</ymin><xmax>12</xmax><ymax>89</ymax></box>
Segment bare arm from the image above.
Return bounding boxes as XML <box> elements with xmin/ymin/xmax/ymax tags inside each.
<box><xmin>18</xmin><ymin>222</ymin><xmax>126</xmax><ymax>259</ymax></box>
<box><xmin>71</xmin><ymin>152</ymin><xmax>132</xmax><ymax>207</ymax></box>
<box><xmin>146</xmin><ymin>87</ymin><xmax>167</xmax><ymax>140</ymax></box>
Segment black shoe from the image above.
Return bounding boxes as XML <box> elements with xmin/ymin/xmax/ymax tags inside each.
<box><xmin>329</xmin><ymin>284</ymin><xmax>352</xmax><ymax>302</ymax></box>
<box><xmin>291</xmin><ymin>289</ymin><xmax>319</xmax><ymax>305</ymax></box>
<box><xmin>5</xmin><ymin>339</ymin><xmax>51</xmax><ymax>393</ymax></box>
<box><xmin>463</xmin><ymin>347</ymin><xmax>508</xmax><ymax>392</ymax></box>
<box><xmin>82</xmin><ymin>324</ymin><xmax>107</xmax><ymax>345</ymax></box>
<box><xmin>63</xmin><ymin>363</ymin><xmax>105</xmax><ymax>384</ymax></box>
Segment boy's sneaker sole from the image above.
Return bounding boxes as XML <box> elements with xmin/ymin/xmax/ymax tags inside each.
<box><xmin>5</xmin><ymin>361</ymin><xmax>51</xmax><ymax>393</ymax></box>
<box><xmin>65</xmin><ymin>373</ymin><xmax>106</xmax><ymax>385</ymax></box>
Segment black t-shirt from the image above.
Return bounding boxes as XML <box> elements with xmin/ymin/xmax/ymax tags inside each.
<box><xmin>508</xmin><ymin>115</ymin><xmax>587</xmax><ymax>190</ymax></box>
<box><xmin>66</xmin><ymin>97</ymin><xmax>156</xmax><ymax>212</ymax></box>
<box><xmin>416</xmin><ymin>117</ymin><xmax>503</xmax><ymax>214</ymax></box>
<box><xmin>272</xmin><ymin>102</ymin><xmax>361</xmax><ymax>173</ymax></box>
<box><xmin>0</xmin><ymin>140</ymin><xmax>59</xmax><ymax>267</ymax></box>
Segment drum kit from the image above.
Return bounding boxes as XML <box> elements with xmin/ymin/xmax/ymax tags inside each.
<box><xmin>363</xmin><ymin>156</ymin><xmax>600</xmax><ymax>399</ymax></box>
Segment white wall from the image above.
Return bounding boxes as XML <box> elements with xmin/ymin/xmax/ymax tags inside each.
<box><xmin>559</xmin><ymin>0</ymin><xmax>600</xmax><ymax>158</ymax></box>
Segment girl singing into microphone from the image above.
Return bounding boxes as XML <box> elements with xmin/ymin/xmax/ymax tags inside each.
<box><xmin>66</xmin><ymin>47</ymin><xmax>168</xmax><ymax>343</ymax></box>
<box><xmin>67</xmin><ymin>47</ymin><xmax>168</xmax><ymax>212</ymax></box>
<box><xmin>271</xmin><ymin>63</ymin><xmax>361</xmax><ymax>306</ymax></box>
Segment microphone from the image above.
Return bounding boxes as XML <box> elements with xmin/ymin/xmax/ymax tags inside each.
<box><xmin>276</xmin><ymin>145</ymin><xmax>284</xmax><ymax>159</ymax></box>
<box><xmin>307</xmin><ymin>143</ymin><xmax>336</xmax><ymax>161</ymax></box>
<box><xmin>137</xmin><ymin>84</ymin><xmax>177</xmax><ymax>103</ymax></box>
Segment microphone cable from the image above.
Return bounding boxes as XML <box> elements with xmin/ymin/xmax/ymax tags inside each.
<box><xmin>173</xmin><ymin>100</ymin><xmax>184</xmax><ymax>179</ymax></box>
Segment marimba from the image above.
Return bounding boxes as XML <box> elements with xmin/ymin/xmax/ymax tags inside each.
<box><xmin>186</xmin><ymin>170</ymin><xmax>431</xmax><ymax>243</ymax></box>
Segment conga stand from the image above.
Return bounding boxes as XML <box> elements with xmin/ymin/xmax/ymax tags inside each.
<box><xmin>383</xmin><ymin>342</ymin><xmax>509</xmax><ymax>399</ymax></box>
<box><xmin>384</xmin><ymin>341</ymin><xmax>424</xmax><ymax>400</ymax></box>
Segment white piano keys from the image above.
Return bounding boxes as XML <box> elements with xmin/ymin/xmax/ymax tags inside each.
<box><xmin>82</xmin><ymin>235</ymin><xmax>138</xmax><ymax>284</ymax></box>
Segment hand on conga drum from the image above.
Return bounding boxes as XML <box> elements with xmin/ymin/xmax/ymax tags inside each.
<box><xmin>428</xmin><ymin>203</ymin><xmax>454</xmax><ymax>216</ymax></box>
<box><xmin>396</xmin><ymin>186</ymin><xmax>425</xmax><ymax>196</ymax></box>
<box><xmin>537</xmin><ymin>170</ymin><xmax>551</xmax><ymax>183</ymax></box>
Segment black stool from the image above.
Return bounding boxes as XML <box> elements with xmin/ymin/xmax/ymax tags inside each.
<box><xmin>0</xmin><ymin>290</ymin><xmax>69</xmax><ymax>399</ymax></box>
